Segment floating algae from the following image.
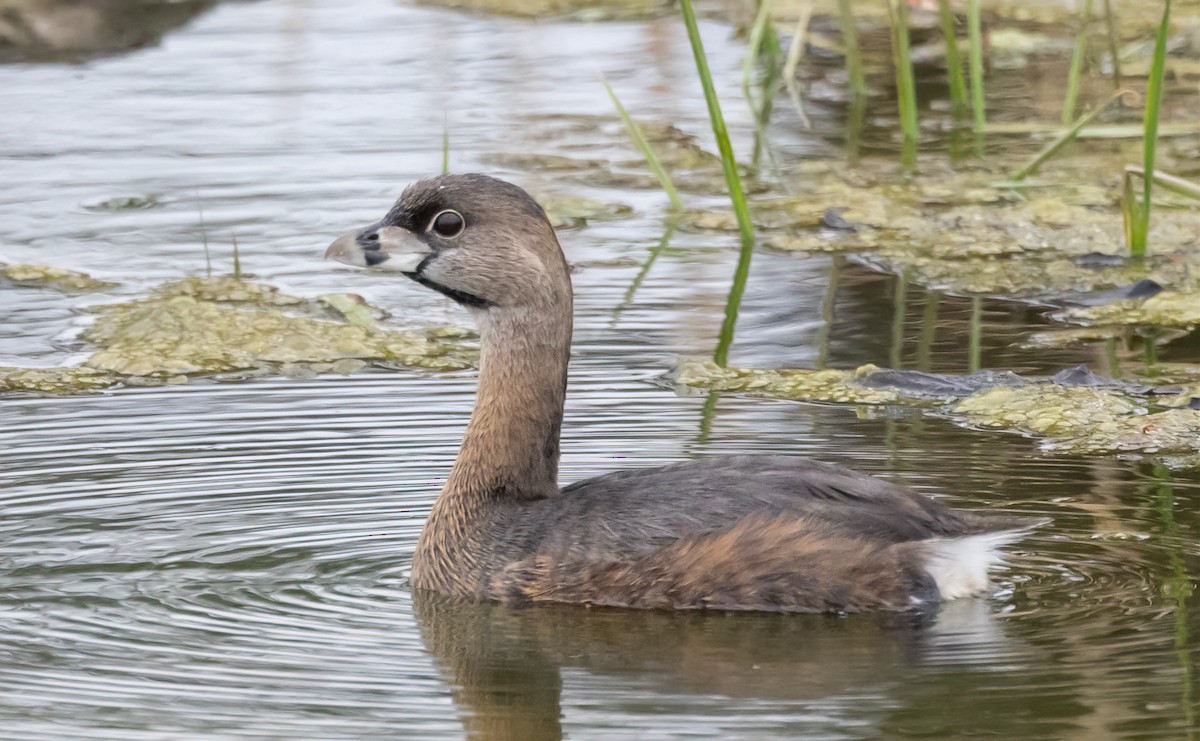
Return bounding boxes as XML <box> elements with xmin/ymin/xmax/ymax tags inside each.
<box><xmin>676</xmin><ymin>361</ymin><xmax>905</xmax><ymax>405</ymax></box>
<box><xmin>0</xmin><ymin>275</ymin><xmax>474</xmax><ymax>395</ymax></box>
<box><xmin>531</xmin><ymin>191</ymin><xmax>635</xmax><ymax>229</ymax></box>
<box><xmin>2</xmin><ymin>264</ymin><xmax>119</xmax><ymax>292</ymax></box>
<box><xmin>0</xmin><ymin>367</ymin><xmax>120</xmax><ymax>394</ymax></box>
<box><xmin>675</xmin><ymin>360</ymin><xmax>1200</xmax><ymax>465</ymax></box>
<box><xmin>1062</xmin><ymin>291</ymin><xmax>1200</xmax><ymax>329</ymax></box>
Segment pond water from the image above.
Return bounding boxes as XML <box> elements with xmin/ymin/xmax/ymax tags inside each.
<box><xmin>2</xmin><ymin>1</ymin><xmax>1199</xmax><ymax>739</ymax></box>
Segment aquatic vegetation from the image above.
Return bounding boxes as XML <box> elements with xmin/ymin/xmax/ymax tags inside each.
<box><xmin>533</xmin><ymin>191</ymin><xmax>635</xmax><ymax>229</ymax></box>
<box><xmin>2</xmin><ymin>263</ymin><xmax>118</xmax><ymax>292</ymax></box>
<box><xmin>676</xmin><ymin>360</ymin><xmax>1200</xmax><ymax>464</ymax></box>
<box><xmin>82</xmin><ymin>194</ymin><xmax>159</xmax><ymax>211</ymax></box>
<box><xmin>0</xmin><ymin>366</ymin><xmax>120</xmax><ymax>394</ymax></box>
<box><xmin>1062</xmin><ymin>291</ymin><xmax>1200</xmax><ymax>329</ymax></box>
<box><xmin>956</xmin><ymin>386</ymin><xmax>1200</xmax><ymax>457</ymax></box>
<box><xmin>675</xmin><ymin>360</ymin><xmax>904</xmax><ymax>405</ymax></box>
<box><xmin>0</xmin><ymin>275</ymin><xmax>474</xmax><ymax>395</ymax></box>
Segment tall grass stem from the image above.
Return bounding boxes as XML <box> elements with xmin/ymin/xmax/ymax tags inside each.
<box><xmin>936</xmin><ymin>0</ymin><xmax>968</xmax><ymax>119</ymax></box>
<box><xmin>967</xmin><ymin>0</ymin><xmax>986</xmax><ymax>143</ymax></box>
<box><xmin>1062</xmin><ymin>0</ymin><xmax>1094</xmax><ymax>126</ymax></box>
<box><xmin>783</xmin><ymin>3</ymin><xmax>814</xmax><ymax>128</ymax></box>
<box><xmin>679</xmin><ymin>0</ymin><xmax>756</xmax><ymax>367</ymax></box>
<box><xmin>1131</xmin><ymin>0</ymin><xmax>1172</xmax><ymax>260</ymax></box>
<box><xmin>886</xmin><ymin>0</ymin><xmax>919</xmax><ymax>166</ymax></box>
<box><xmin>1012</xmin><ymin>88</ymin><xmax>1129</xmax><ymax>180</ymax></box>
<box><xmin>837</xmin><ymin>0</ymin><xmax>865</xmax><ymax>98</ymax></box>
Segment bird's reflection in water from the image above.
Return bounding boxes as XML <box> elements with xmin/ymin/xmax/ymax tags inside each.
<box><xmin>413</xmin><ymin>589</ymin><xmax>1016</xmax><ymax>740</ymax></box>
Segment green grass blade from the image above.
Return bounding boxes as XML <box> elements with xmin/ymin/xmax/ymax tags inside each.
<box><xmin>837</xmin><ymin>0</ymin><xmax>865</xmax><ymax>98</ymax></box>
<box><xmin>1012</xmin><ymin>88</ymin><xmax>1128</xmax><ymax>180</ymax></box>
<box><xmin>1126</xmin><ymin>165</ymin><xmax>1200</xmax><ymax>202</ymax></box>
<box><xmin>231</xmin><ymin>234</ymin><xmax>242</xmax><ymax>280</ymax></box>
<box><xmin>1062</xmin><ymin>0</ymin><xmax>1094</xmax><ymax>125</ymax></box>
<box><xmin>886</xmin><ymin>0</ymin><xmax>919</xmax><ymax>167</ymax></box>
<box><xmin>678</xmin><ymin>0</ymin><xmax>756</xmax><ymax>367</ymax></box>
<box><xmin>441</xmin><ymin>117</ymin><xmax>450</xmax><ymax>175</ymax></box>
<box><xmin>602</xmin><ymin>78</ymin><xmax>683</xmax><ymax>212</ymax></box>
<box><xmin>1133</xmin><ymin>0</ymin><xmax>1172</xmax><ymax>259</ymax></box>
<box><xmin>967</xmin><ymin>0</ymin><xmax>986</xmax><ymax>142</ymax></box>
<box><xmin>1122</xmin><ymin>168</ymin><xmax>1140</xmax><ymax>249</ymax></box>
<box><xmin>937</xmin><ymin>0</ymin><xmax>968</xmax><ymax>119</ymax></box>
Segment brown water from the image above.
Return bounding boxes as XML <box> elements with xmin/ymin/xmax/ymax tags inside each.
<box><xmin>2</xmin><ymin>2</ymin><xmax>1199</xmax><ymax>739</ymax></box>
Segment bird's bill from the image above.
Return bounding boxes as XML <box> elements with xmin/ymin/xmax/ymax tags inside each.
<box><xmin>324</xmin><ymin>224</ymin><xmax>430</xmax><ymax>273</ymax></box>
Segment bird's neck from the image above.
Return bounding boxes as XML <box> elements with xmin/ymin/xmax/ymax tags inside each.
<box><xmin>443</xmin><ymin>297</ymin><xmax>573</xmax><ymax>507</ymax></box>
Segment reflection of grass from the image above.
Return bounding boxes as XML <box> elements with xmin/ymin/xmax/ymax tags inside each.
<box><xmin>678</xmin><ymin>0</ymin><xmax>754</xmax><ymax>368</ymax></box>
<box><xmin>917</xmin><ymin>289</ymin><xmax>940</xmax><ymax>372</ymax></box>
<box><xmin>603</xmin><ymin>78</ymin><xmax>682</xmax><ymax>212</ymax></box>
<box><xmin>613</xmin><ymin>222</ymin><xmax>676</xmax><ymax>319</ymax></box>
<box><xmin>886</xmin><ymin>0</ymin><xmax>918</xmax><ymax>167</ymax></box>
<box><xmin>968</xmin><ymin>296</ymin><xmax>982</xmax><ymax>373</ymax></box>
<box><xmin>815</xmin><ymin>255</ymin><xmax>842</xmax><ymax>370</ymax></box>
<box><xmin>1127</xmin><ymin>0</ymin><xmax>1172</xmax><ymax>260</ymax></box>
<box><xmin>1149</xmin><ymin>464</ymin><xmax>1197</xmax><ymax>734</ymax></box>
<box><xmin>890</xmin><ymin>269</ymin><xmax>909</xmax><ymax>369</ymax></box>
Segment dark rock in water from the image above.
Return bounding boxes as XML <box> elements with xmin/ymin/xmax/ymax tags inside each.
<box><xmin>1189</xmin><ymin>398</ymin><xmax>1200</xmax><ymax>411</ymax></box>
<box><xmin>1062</xmin><ymin>279</ymin><xmax>1164</xmax><ymax>307</ymax></box>
<box><xmin>856</xmin><ymin>368</ymin><xmax>1026</xmax><ymax>398</ymax></box>
<box><xmin>821</xmin><ymin>208</ymin><xmax>856</xmax><ymax>231</ymax></box>
<box><xmin>1073</xmin><ymin>252</ymin><xmax>1130</xmax><ymax>270</ymax></box>
<box><xmin>1050</xmin><ymin>365</ymin><xmax>1117</xmax><ymax>387</ymax></box>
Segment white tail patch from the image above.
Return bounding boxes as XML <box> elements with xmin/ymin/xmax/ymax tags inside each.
<box><xmin>923</xmin><ymin>530</ymin><xmax>1027</xmax><ymax>601</ymax></box>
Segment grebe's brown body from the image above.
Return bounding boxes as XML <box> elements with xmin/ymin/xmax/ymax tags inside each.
<box><xmin>326</xmin><ymin>174</ymin><xmax>1031</xmax><ymax>613</ymax></box>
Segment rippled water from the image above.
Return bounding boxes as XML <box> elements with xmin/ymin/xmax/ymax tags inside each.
<box><xmin>2</xmin><ymin>2</ymin><xmax>1199</xmax><ymax>739</ymax></box>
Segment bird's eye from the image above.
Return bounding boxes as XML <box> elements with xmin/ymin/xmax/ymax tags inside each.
<box><xmin>430</xmin><ymin>209</ymin><xmax>465</xmax><ymax>239</ymax></box>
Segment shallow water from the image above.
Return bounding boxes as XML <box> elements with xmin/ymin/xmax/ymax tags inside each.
<box><xmin>2</xmin><ymin>1</ymin><xmax>1199</xmax><ymax>739</ymax></box>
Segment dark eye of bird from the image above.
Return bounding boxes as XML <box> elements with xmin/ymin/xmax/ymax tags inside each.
<box><xmin>430</xmin><ymin>209</ymin><xmax>465</xmax><ymax>238</ymax></box>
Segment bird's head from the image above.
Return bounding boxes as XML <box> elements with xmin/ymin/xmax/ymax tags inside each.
<box><xmin>325</xmin><ymin>173</ymin><xmax>570</xmax><ymax>311</ymax></box>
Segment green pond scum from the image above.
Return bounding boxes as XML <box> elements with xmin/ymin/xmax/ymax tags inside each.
<box><xmin>0</xmin><ymin>272</ymin><xmax>475</xmax><ymax>395</ymax></box>
<box><xmin>2</xmin><ymin>263</ymin><xmax>119</xmax><ymax>292</ymax></box>
<box><xmin>675</xmin><ymin>359</ymin><xmax>1200</xmax><ymax>466</ymax></box>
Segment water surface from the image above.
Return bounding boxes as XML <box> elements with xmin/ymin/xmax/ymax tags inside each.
<box><xmin>2</xmin><ymin>2</ymin><xmax>1198</xmax><ymax>739</ymax></box>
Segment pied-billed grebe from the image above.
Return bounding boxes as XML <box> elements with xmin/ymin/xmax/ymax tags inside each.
<box><xmin>325</xmin><ymin>173</ymin><xmax>1033</xmax><ymax>612</ymax></box>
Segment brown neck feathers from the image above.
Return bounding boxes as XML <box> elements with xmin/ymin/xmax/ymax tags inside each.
<box><xmin>443</xmin><ymin>294</ymin><xmax>573</xmax><ymax>505</ymax></box>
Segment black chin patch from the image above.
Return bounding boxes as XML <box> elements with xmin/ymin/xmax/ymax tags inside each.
<box><xmin>404</xmin><ymin>254</ymin><xmax>493</xmax><ymax>309</ymax></box>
